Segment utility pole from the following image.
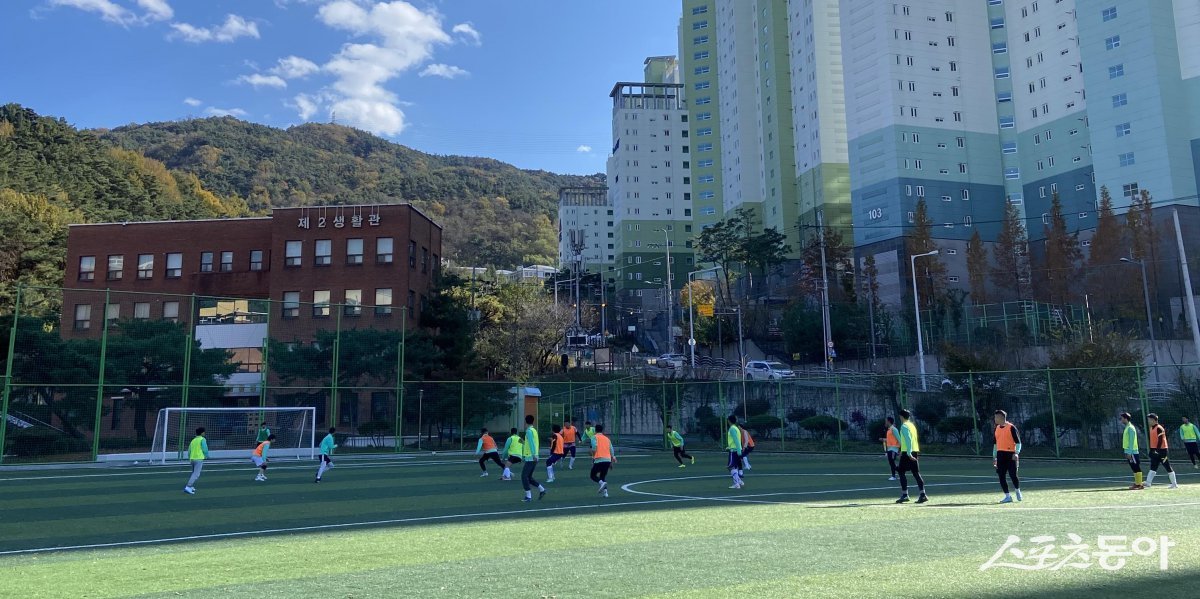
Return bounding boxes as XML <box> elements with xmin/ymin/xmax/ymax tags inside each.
<box><xmin>1173</xmin><ymin>208</ymin><xmax>1200</xmax><ymax>368</ymax></box>
<box><xmin>660</xmin><ymin>228</ymin><xmax>674</xmax><ymax>354</ymax></box>
<box><xmin>817</xmin><ymin>212</ymin><xmax>833</xmax><ymax>371</ymax></box>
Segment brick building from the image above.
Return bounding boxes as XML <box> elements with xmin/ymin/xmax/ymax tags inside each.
<box><xmin>63</xmin><ymin>204</ymin><xmax>442</xmax><ymax>336</ymax></box>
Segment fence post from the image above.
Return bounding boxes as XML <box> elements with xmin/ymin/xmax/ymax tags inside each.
<box><xmin>459</xmin><ymin>380</ymin><xmax>465</xmax><ymax>451</ymax></box>
<box><xmin>898</xmin><ymin>374</ymin><xmax>906</xmax><ymax>411</ymax></box>
<box><xmin>835</xmin><ymin>374</ymin><xmax>844</xmax><ymax>452</ymax></box>
<box><xmin>568</xmin><ymin>380</ymin><xmax>574</xmax><ymax>424</ymax></box>
<box><xmin>674</xmin><ymin>381</ymin><xmax>681</xmax><ymax>432</ymax></box>
<box><xmin>778</xmin><ymin>378</ymin><xmax>785</xmax><ymax>451</ymax></box>
<box><xmin>259</xmin><ymin>297</ymin><xmax>271</xmax><ymax>412</ymax></box>
<box><xmin>0</xmin><ymin>285</ymin><xmax>22</xmax><ymax>464</ymax></box>
<box><xmin>394</xmin><ymin>340</ymin><xmax>404</xmax><ymax>453</ymax></box>
<box><xmin>661</xmin><ymin>382</ymin><xmax>668</xmax><ymax>450</ymax></box>
<box><xmin>1046</xmin><ymin>368</ymin><xmax>1060</xmax><ymax>458</ymax></box>
<box><xmin>968</xmin><ymin>371</ymin><xmax>980</xmax><ymax>455</ymax></box>
<box><xmin>330</xmin><ymin>305</ymin><xmax>343</xmax><ymax>429</ymax></box>
<box><xmin>1136</xmin><ymin>366</ymin><xmax>1150</xmax><ymax>444</ymax></box>
<box><xmin>90</xmin><ymin>288</ymin><xmax>112</xmax><ymax>462</ymax></box>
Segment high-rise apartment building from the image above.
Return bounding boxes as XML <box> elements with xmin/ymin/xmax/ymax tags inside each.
<box><xmin>680</xmin><ymin>0</ymin><xmax>725</xmax><ymax>229</ymax></box>
<box><xmin>557</xmin><ymin>187</ymin><xmax>614</xmax><ymax>273</ymax></box>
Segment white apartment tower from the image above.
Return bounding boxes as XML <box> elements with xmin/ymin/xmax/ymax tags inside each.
<box><xmin>557</xmin><ymin>187</ymin><xmax>614</xmax><ymax>273</ymax></box>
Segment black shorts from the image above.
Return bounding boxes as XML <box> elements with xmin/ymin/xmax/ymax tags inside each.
<box><xmin>319</xmin><ymin>455</ymin><xmax>332</xmax><ymax>465</ymax></box>
<box><xmin>727</xmin><ymin>451</ymin><xmax>743</xmax><ymax>470</ymax></box>
<box><xmin>507</xmin><ymin>455</ymin><xmax>523</xmax><ymax>465</ymax></box>
<box><xmin>741</xmin><ymin>446</ymin><xmax>755</xmax><ymax>457</ymax></box>
<box><xmin>1149</xmin><ymin>448</ymin><xmax>1170</xmax><ymax>470</ymax></box>
<box><xmin>898</xmin><ymin>453</ymin><xmax>920</xmax><ymax>474</ymax></box>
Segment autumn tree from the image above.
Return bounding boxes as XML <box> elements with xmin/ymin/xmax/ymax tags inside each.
<box><xmin>1086</xmin><ymin>186</ymin><xmax>1127</xmax><ymax>316</ymax></box>
<box><xmin>991</xmin><ymin>201</ymin><xmax>1030</xmax><ymax>302</ymax></box>
<box><xmin>966</xmin><ymin>229</ymin><xmax>988</xmax><ymax>305</ymax></box>
<box><xmin>906</xmin><ymin>198</ymin><xmax>947</xmax><ymax>307</ymax></box>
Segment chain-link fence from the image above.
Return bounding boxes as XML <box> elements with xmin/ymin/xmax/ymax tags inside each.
<box><xmin>3</xmin><ymin>286</ymin><xmax>1199</xmax><ymax>463</ymax></box>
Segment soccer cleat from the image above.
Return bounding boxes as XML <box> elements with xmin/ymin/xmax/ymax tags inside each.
<box><xmin>678</xmin><ymin>464</ymin><xmax>687</xmax><ymax>469</ymax></box>
<box><xmin>601</xmin><ymin>489</ymin><xmax>609</xmax><ymax>498</ymax></box>
<box><xmin>183</xmin><ymin>486</ymin><xmax>195</xmax><ymax>495</ymax></box>
<box><xmin>522</xmin><ymin>497</ymin><xmax>532</xmax><ymax>503</ymax></box>
<box><xmin>1129</xmin><ymin>484</ymin><xmax>1144</xmax><ymax>490</ymax></box>
<box><xmin>480</xmin><ymin>472</ymin><xmax>489</xmax><ymax>477</ymax></box>
<box><xmin>691</xmin><ymin>456</ymin><xmax>696</xmax><ymax>465</ymax></box>
<box><xmin>1016</xmin><ymin>489</ymin><xmax>1023</xmax><ymax>502</ymax></box>
<box><xmin>888</xmin><ymin>476</ymin><xmax>898</xmax><ymax>481</ymax></box>
<box><xmin>314</xmin><ymin>478</ymin><xmax>321</xmax><ymax>483</ymax></box>
<box><xmin>1169</xmin><ymin>483</ymin><xmax>1179</xmax><ymax>489</ymax></box>
<box><xmin>999</xmin><ymin>495</ymin><xmax>1013</xmax><ymax>504</ymax></box>
<box><xmin>896</xmin><ymin>495</ymin><xmax>910</xmax><ymax>504</ymax></box>
<box><xmin>538</xmin><ymin>490</ymin><xmax>546</xmax><ymax>500</ymax></box>
<box><xmin>916</xmin><ymin>494</ymin><xmax>929</xmax><ymax>504</ymax></box>
<box><xmin>547</xmin><ymin>478</ymin><xmax>555</xmax><ymax>483</ymax></box>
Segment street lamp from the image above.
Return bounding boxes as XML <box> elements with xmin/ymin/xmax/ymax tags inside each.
<box><xmin>1121</xmin><ymin>256</ymin><xmax>1160</xmax><ymax>382</ymax></box>
<box><xmin>655</xmin><ymin>229</ymin><xmax>674</xmax><ymax>355</ymax></box>
<box><xmin>911</xmin><ymin>249</ymin><xmax>939</xmax><ymax>391</ymax></box>
<box><xmin>687</xmin><ymin>266</ymin><xmax>723</xmax><ymax>369</ymax></box>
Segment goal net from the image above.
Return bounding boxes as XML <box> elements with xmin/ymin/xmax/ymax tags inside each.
<box><xmin>150</xmin><ymin>407</ymin><xmax>316</xmax><ymax>464</ymax></box>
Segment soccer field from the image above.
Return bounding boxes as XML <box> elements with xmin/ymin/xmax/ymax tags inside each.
<box><xmin>1</xmin><ymin>452</ymin><xmax>1198</xmax><ymax>598</ymax></box>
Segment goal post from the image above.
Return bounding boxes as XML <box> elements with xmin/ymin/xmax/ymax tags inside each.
<box><xmin>150</xmin><ymin>407</ymin><xmax>316</xmax><ymax>464</ymax></box>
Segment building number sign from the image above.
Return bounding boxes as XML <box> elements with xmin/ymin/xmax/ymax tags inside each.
<box><xmin>868</xmin><ymin>207</ymin><xmax>885</xmax><ymax>220</ymax></box>
<box><xmin>298</xmin><ymin>208</ymin><xmax>381</xmax><ymax>230</ymax></box>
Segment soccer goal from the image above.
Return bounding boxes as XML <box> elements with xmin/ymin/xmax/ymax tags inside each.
<box><xmin>150</xmin><ymin>407</ymin><xmax>316</xmax><ymax>464</ymax></box>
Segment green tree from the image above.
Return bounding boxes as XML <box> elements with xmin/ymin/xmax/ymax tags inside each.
<box><xmin>695</xmin><ymin>216</ymin><xmax>743</xmax><ymax>303</ymax></box>
<box><xmin>906</xmin><ymin>198</ymin><xmax>946</xmax><ymax>308</ymax></box>
<box><xmin>991</xmin><ymin>201</ymin><xmax>1030</xmax><ymax>302</ymax></box>
<box><xmin>1048</xmin><ymin>332</ymin><xmax>1143</xmax><ymax>449</ymax></box>
<box><xmin>966</xmin><ymin>228</ymin><xmax>989</xmax><ymax>305</ymax></box>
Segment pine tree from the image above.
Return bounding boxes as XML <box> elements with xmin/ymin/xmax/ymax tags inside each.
<box><xmin>991</xmin><ymin>201</ymin><xmax>1030</xmax><ymax>302</ymax></box>
<box><xmin>906</xmin><ymin>198</ymin><xmax>947</xmax><ymax>307</ymax></box>
<box><xmin>966</xmin><ymin>228</ymin><xmax>989</xmax><ymax>305</ymax></box>
<box><xmin>1039</xmin><ymin>193</ymin><xmax>1083</xmax><ymax>305</ymax></box>
<box><xmin>1126</xmin><ymin>189</ymin><xmax>1162</xmax><ymax>332</ymax></box>
<box><xmin>1086</xmin><ymin>187</ymin><xmax>1127</xmax><ymax>317</ymax></box>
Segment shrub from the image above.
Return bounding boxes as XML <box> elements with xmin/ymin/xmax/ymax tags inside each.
<box><xmin>744</xmin><ymin>414</ymin><xmax>783</xmax><ymax>439</ymax></box>
<box><xmin>786</xmin><ymin>406</ymin><xmax>817</xmax><ymax>424</ymax></box>
<box><xmin>936</xmin><ymin>415</ymin><xmax>977</xmax><ymax>444</ymax></box>
<box><xmin>799</xmin><ymin>415</ymin><xmax>848</xmax><ymax>440</ymax></box>
<box><xmin>1023</xmin><ymin>411</ymin><xmax>1082</xmax><ymax>447</ymax></box>
<box><xmin>914</xmin><ymin>397</ymin><xmax>948</xmax><ymax>428</ymax></box>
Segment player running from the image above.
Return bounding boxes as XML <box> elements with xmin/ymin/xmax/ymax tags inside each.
<box><xmin>546</xmin><ymin>424</ymin><xmax>566</xmax><ymax>483</ymax></box>
<box><xmin>252</xmin><ymin>434</ymin><xmax>275</xmax><ymax>482</ymax></box>
<box><xmin>992</xmin><ymin>410</ymin><xmax>1023</xmax><ymax>503</ymax></box>
<box><xmin>1145</xmin><ymin>414</ymin><xmax>1179</xmax><ymax>489</ymax></box>
<box><xmin>880</xmin><ymin>416</ymin><xmax>901</xmax><ymax>481</ymax></box>
<box><xmin>256</xmin><ymin>421</ymin><xmax>271</xmax><ymax>446</ymax></box>
<box><xmin>1121</xmin><ymin>412</ymin><xmax>1143</xmax><ymax>490</ymax></box>
<box><xmin>583</xmin><ymin>421</ymin><xmax>597</xmax><ymax>452</ymax></box>
<box><xmin>666</xmin><ymin>425</ymin><xmax>694</xmax><ymax>468</ymax></box>
<box><xmin>475</xmin><ymin>428</ymin><xmax>505</xmax><ymax>477</ymax></box>
<box><xmin>895</xmin><ymin>410</ymin><xmax>928</xmax><ymax>504</ymax></box>
<box><xmin>500</xmin><ymin>427</ymin><xmax>523</xmax><ymax>481</ymax></box>
<box><xmin>591</xmin><ymin>424</ymin><xmax>616</xmax><ymax>498</ymax></box>
<box><xmin>726</xmin><ymin>415</ymin><xmax>744</xmax><ymax>489</ymax></box>
<box><xmin>1179</xmin><ymin>416</ymin><xmax>1200</xmax><ymax>469</ymax></box>
<box><xmin>520</xmin><ymin>414</ymin><xmax>547</xmax><ymax>502</ymax></box>
<box><xmin>739</xmin><ymin>425</ymin><xmax>755</xmax><ymax>474</ymax></box>
<box><xmin>315</xmin><ymin>427</ymin><xmax>337</xmax><ymax>483</ymax></box>
<box><xmin>183</xmin><ymin>427</ymin><xmax>208</xmax><ymax>495</ymax></box>
<box><xmin>562</xmin><ymin>418</ymin><xmax>580</xmax><ymax>470</ymax></box>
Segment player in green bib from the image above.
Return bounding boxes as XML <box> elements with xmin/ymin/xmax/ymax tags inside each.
<box><xmin>256</xmin><ymin>421</ymin><xmax>271</xmax><ymax>445</ymax></box>
<box><xmin>183</xmin><ymin>427</ymin><xmax>208</xmax><ymax>495</ymax></box>
<box><xmin>1179</xmin><ymin>416</ymin><xmax>1200</xmax><ymax>468</ymax></box>
<box><xmin>666</xmin><ymin>425</ymin><xmax>694</xmax><ymax>468</ymax></box>
<box><xmin>1121</xmin><ymin>412</ymin><xmax>1143</xmax><ymax>489</ymax></box>
<box><xmin>895</xmin><ymin>409</ymin><xmax>928</xmax><ymax>504</ymax></box>
<box><xmin>520</xmin><ymin>414</ymin><xmax>547</xmax><ymax>502</ymax></box>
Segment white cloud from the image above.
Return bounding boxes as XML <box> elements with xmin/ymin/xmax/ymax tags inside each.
<box><xmin>315</xmin><ymin>0</ymin><xmax>455</xmax><ymax>135</ymax></box>
<box><xmin>451</xmin><ymin>22</ymin><xmax>481</xmax><ymax>45</ymax></box>
<box><xmin>419</xmin><ymin>63</ymin><xmax>468</xmax><ymax>79</ymax></box>
<box><xmin>47</xmin><ymin>0</ymin><xmax>171</xmax><ymax>25</ymax></box>
<box><xmin>204</xmin><ymin>107</ymin><xmax>248</xmax><ymax>118</ymax></box>
<box><xmin>289</xmin><ymin>94</ymin><xmax>320</xmax><ymax>120</ymax></box>
<box><xmin>237</xmin><ymin>73</ymin><xmax>288</xmax><ymax>89</ymax></box>
<box><xmin>576</xmin><ymin>145</ymin><xmax>593</xmax><ymax>154</ymax></box>
<box><xmin>271</xmin><ymin>55</ymin><xmax>320</xmax><ymax>79</ymax></box>
<box><xmin>170</xmin><ymin>14</ymin><xmax>259</xmax><ymax>43</ymax></box>
<box><xmin>183</xmin><ymin>97</ymin><xmax>202</xmax><ymax>107</ymax></box>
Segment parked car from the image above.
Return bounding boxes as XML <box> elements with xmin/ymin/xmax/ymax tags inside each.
<box><xmin>744</xmin><ymin>360</ymin><xmax>797</xmax><ymax>381</ymax></box>
<box><xmin>656</xmin><ymin>353</ymin><xmax>687</xmax><ymax>369</ymax></box>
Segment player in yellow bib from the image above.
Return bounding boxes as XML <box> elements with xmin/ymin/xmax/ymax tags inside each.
<box><xmin>895</xmin><ymin>409</ymin><xmax>927</xmax><ymax>504</ymax></box>
<box><xmin>183</xmin><ymin>427</ymin><xmax>208</xmax><ymax>495</ymax></box>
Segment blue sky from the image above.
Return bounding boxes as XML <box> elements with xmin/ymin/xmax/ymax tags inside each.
<box><xmin>2</xmin><ymin>0</ymin><xmax>683</xmax><ymax>174</ymax></box>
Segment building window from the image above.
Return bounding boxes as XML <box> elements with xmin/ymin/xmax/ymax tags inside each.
<box><xmin>282</xmin><ymin>292</ymin><xmax>300</xmax><ymax>319</ymax></box>
<box><xmin>1005</xmin><ymin>168</ymin><xmax>1021</xmax><ymax>180</ymax></box>
<box><xmin>1002</xmin><ymin>142</ymin><xmax>1018</xmax><ymax>154</ymax></box>
<box><xmin>74</xmin><ymin>304</ymin><xmax>91</xmax><ymax>330</ymax></box>
<box><xmin>408</xmin><ymin>241</ymin><xmax>417</xmax><ymax>268</ymax></box>
<box><xmin>163</xmin><ymin>301</ymin><xmax>179</xmax><ymax>321</ymax></box>
<box><xmin>78</xmin><ymin>256</ymin><xmax>96</xmax><ymax>281</ymax></box>
<box><xmin>994</xmin><ymin>67</ymin><xmax>1009</xmax><ymax>79</ymax></box>
<box><xmin>992</xmin><ymin>42</ymin><xmax>1008</xmax><ymax>54</ymax></box>
<box><xmin>220</xmin><ymin>251</ymin><xmax>233</xmax><ymax>272</ymax></box>
<box><xmin>999</xmin><ymin>116</ymin><xmax>1015</xmax><ymax>129</ymax></box>
<box><xmin>313</xmin><ymin>290</ymin><xmax>331</xmax><ymax>318</ymax></box>
<box><xmin>200</xmin><ymin>252</ymin><xmax>214</xmax><ymax>273</ymax></box>
<box><xmin>1115</xmin><ymin>122</ymin><xmax>1131</xmax><ymax>137</ymax></box>
<box><xmin>346</xmin><ymin>238</ymin><xmax>364</xmax><ymax>265</ymax></box>
<box><xmin>106</xmin><ymin>255</ymin><xmax>123</xmax><ymax>281</ymax></box>
<box><xmin>1108</xmin><ymin>64</ymin><xmax>1124</xmax><ymax>79</ymax></box>
<box><xmin>250</xmin><ymin>250</ymin><xmax>264</xmax><ymax>271</ymax></box>
<box><xmin>374</xmin><ymin>289</ymin><xmax>393</xmax><ymax>316</ymax></box>
<box><xmin>1112</xmin><ymin>93</ymin><xmax>1127</xmax><ymax>107</ymax></box>
<box><xmin>1105</xmin><ymin>35</ymin><xmax>1121</xmax><ymax>50</ymax></box>
<box><xmin>133</xmin><ymin>302</ymin><xmax>150</xmax><ymax>320</ymax></box>
<box><xmin>990</xmin><ymin>18</ymin><xmax>1005</xmax><ymax>29</ymax></box>
<box><xmin>692</xmin><ymin>20</ymin><xmax>708</xmax><ymax>30</ymax></box>
<box><xmin>1102</xmin><ymin>6</ymin><xmax>1117</xmax><ymax>22</ymax></box>
<box><xmin>137</xmin><ymin>254</ymin><xmax>154</xmax><ymax>279</ymax></box>
<box><xmin>313</xmin><ymin>239</ymin><xmax>332</xmax><ymax>266</ymax></box>
<box><xmin>691</xmin><ymin>5</ymin><xmax>708</xmax><ymax>15</ymax></box>
<box><xmin>106</xmin><ymin>303</ymin><xmax>120</xmax><ymax>322</ymax></box>
<box><xmin>285</xmin><ymin>241</ymin><xmax>302</xmax><ymax>267</ymax></box>
<box><xmin>407</xmin><ymin>290</ymin><xmax>416</xmax><ymax>314</ymax></box>
<box><xmin>958</xmin><ymin>163</ymin><xmax>968</xmax><ymax>173</ymax></box>
<box><xmin>421</xmin><ymin>247</ymin><xmax>429</xmax><ymax>273</ymax></box>
<box><xmin>376</xmin><ymin>237</ymin><xmax>394</xmax><ymax>264</ymax></box>
<box><xmin>962</xmin><ymin>189</ymin><xmax>971</xmax><ymax>200</ymax></box>
<box><xmin>344</xmin><ymin>289</ymin><xmax>362</xmax><ymax>316</ymax></box>
<box><xmin>166</xmin><ymin>253</ymin><xmax>182</xmax><ymax>278</ymax></box>
<box><xmin>693</xmin><ymin>35</ymin><xmax>708</xmax><ymax>45</ymax></box>
<box><xmin>1123</xmin><ymin>183</ymin><xmax>1139</xmax><ymax>199</ymax></box>
<box><xmin>1118</xmin><ymin>152</ymin><xmax>1136</xmax><ymax>167</ymax></box>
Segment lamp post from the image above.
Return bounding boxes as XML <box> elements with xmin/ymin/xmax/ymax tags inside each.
<box><xmin>1122</xmin><ymin>256</ymin><xmax>1161</xmax><ymax>383</ymax></box>
<box><xmin>911</xmin><ymin>249</ymin><xmax>939</xmax><ymax>391</ymax></box>
<box><xmin>656</xmin><ymin>229</ymin><xmax>674</xmax><ymax>355</ymax></box>
<box><xmin>687</xmin><ymin>266</ymin><xmax>723</xmax><ymax>370</ymax></box>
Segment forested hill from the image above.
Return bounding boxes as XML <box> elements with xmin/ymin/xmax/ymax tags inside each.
<box><xmin>100</xmin><ymin>117</ymin><xmax>604</xmax><ymax>268</ymax></box>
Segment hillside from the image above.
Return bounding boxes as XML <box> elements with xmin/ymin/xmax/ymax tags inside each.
<box><xmin>100</xmin><ymin>117</ymin><xmax>604</xmax><ymax>268</ymax></box>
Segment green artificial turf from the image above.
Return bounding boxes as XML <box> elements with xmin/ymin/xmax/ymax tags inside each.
<box><xmin>1</xmin><ymin>452</ymin><xmax>1198</xmax><ymax>598</ymax></box>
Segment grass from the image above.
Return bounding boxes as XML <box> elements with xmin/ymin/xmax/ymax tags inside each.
<box><xmin>1</xmin><ymin>451</ymin><xmax>1199</xmax><ymax>598</ymax></box>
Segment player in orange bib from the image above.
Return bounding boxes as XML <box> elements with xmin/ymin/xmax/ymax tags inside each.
<box><xmin>737</xmin><ymin>425</ymin><xmax>755</xmax><ymax>475</ymax></box>
<box><xmin>590</xmin><ymin>424</ymin><xmax>616</xmax><ymax>498</ymax></box>
<box><xmin>546</xmin><ymin>424</ymin><xmax>566</xmax><ymax>483</ymax></box>
<box><xmin>992</xmin><ymin>410</ymin><xmax>1022</xmax><ymax>503</ymax></box>
<box><xmin>251</xmin><ymin>434</ymin><xmax>275</xmax><ymax>482</ymax></box>
<box><xmin>475</xmin><ymin>428</ymin><xmax>505</xmax><ymax>477</ymax></box>
<box><xmin>561</xmin><ymin>419</ymin><xmax>580</xmax><ymax>470</ymax></box>
<box><xmin>1146</xmin><ymin>413</ymin><xmax>1179</xmax><ymax>489</ymax></box>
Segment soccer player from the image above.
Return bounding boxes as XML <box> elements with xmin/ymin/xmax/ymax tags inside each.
<box><xmin>992</xmin><ymin>410</ymin><xmax>1023</xmax><ymax>503</ymax></box>
<box><xmin>895</xmin><ymin>409</ymin><xmax>928</xmax><ymax>504</ymax></box>
<box><xmin>666</xmin><ymin>425</ymin><xmax>694</xmax><ymax>468</ymax></box>
<box><xmin>583</xmin><ymin>420</ymin><xmax>596</xmax><ymax>451</ymax></box>
<box><xmin>520</xmin><ymin>414</ymin><xmax>547</xmax><ymax>502</ymax></box>
<box><xmin>256</xmin><ymin>421</ymin><xmax>271</xmax><ymax>446</ymax></box>
<box><xmin>475</xmin><ymin>428</ymin><xmax>505</xmax><ymax>477</ymax></box>
<box><xmin>726</xmin><ymin>415</ymin><xmax>744</xmax><ymax>489</ymax></box>
<box><xmin>738</xmin><ymin>425</ymin><xmax>755</xmax><ymax>474</ymax></box>
<box><xmin>562</xmin><ymin>418</ymin><xmax>580</xmax><ymax>469</ymax></box>
<box><xmin>1146</xmin><ymin>413</ymin><xmax>1179</xmax><ymax>489</ymax></box>
<box><xmin>252</xmin><ymin>433</ymin><xmax>275</xmax><ymax>481</ymax></box>
<box><xmin>546</xmin><ymin>424</ymin><xmax>566</xmax><ymax>483</ymax></box>
<box><xmin>879</xmin><ymin>416</ymin><xmax>901</xmax><ymax>481</ymax></box>
<box><xmin>1120</xmin><ymin>412</ymin><xmax>1143</xmax><ymax>490</ymax></box>
<box><xmin>1179</xmin><ymin>416</ymin><xmax>1200</xmax><ymax>469</ymax></box>
<box><xmin>315</xmin><ymin>427</ymin><xmax>337</xmax><ymax>483</ymax></box>
<box><xmin>500</xmin><ymin>427</ymin><xmax>522</xmax><ymax>481</ymax></box>
<box><xmin>183</xmin><ymin>427</ymin><xmax>208</xmax><ymax>495</ymax></box>
<box><xmin>591</xmin><ymin>424</ymin><xmax>616</xmax><ymax>497</ymax></box>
